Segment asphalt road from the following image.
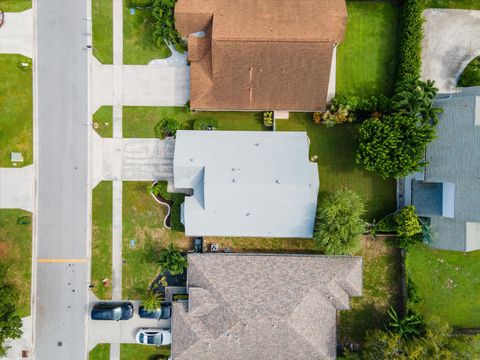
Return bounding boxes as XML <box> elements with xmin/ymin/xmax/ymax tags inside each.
<box><xmin>34</xmin><ymin>0</ymin><xmax>90</xmax><ymax>359</ymax></box>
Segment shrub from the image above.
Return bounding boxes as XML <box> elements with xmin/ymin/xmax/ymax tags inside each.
<box><xmin>158</xmin><ymin>243</ymin><xmax>187</xmax><ymax>275</ymax></box>
<box><xmin>16</xmin><ymin>215</ymin><xmax>31</xmax><ymax>225</ymax></box>
<box><xmin>17</xmin><ymin>57</ymin><xmax>32</xmax><ymax>72</ymax></box>
<box><xmin>193</xmin><ymin>118</ymin><xmax>219</xmax><ymax>130</ymax></box>
<box><xmin>397</xmin><ymin>0</ymin><xmax>426</xmax><ymax>82</ymax></box>
<box><xmin>263</xmin><ymin>111</ymin><xmax>273</xmax><ymax>127</ymax></box>
<box><xmin>152</xmin><ymin>0</ymin><xmax>186</xmax><ymax>52</ymax></box>
<box><xmin>143</xmin><ymin>290</ymin><xmax>163</xmax><ymax>312</ymax></box>
<box><xmin>458</xmin><ymin>56</ymin><xmax>480</xmax><ymax>87</ymax></box>
<box><xmin>147</xmin><ymin>182</ymin><xmax>185</xmax><ymax>232</ymax></box>
<box><xmin>376</xmin><ymin>214</ymin><xmax>397</xmax><ymax>233</ymax></box>
<box><xmin>314</xmin><ymin>189</ymin><xmax>366</xmax><ymax>255</ymax></box>
<box><xmin>130</xmin><ymin>0</ymin><xmax>153</xmax><ymax>8</ymax></box>
<box><xmin>395</xmin><ymin>205</ymin><xmax>422</xmax><ymax>238</ymax></box>
<box><xmin>154</xmin><ymin>118</ymin><xmax>181</xmax><ymax>138</ymax></box>
<box><xmin>0</xmin><ymin>266</ymin><xmax>22</xmax><ymax>357</ymax></box>
<box><xmin>332</xmin><ymin>94</ymin><xmax>391</xmax><ymax>115</ymax></box>
<box><xmin>387</xmin><ymin>306</ymin><xmax>424</xmax><ymax>340</ymax></box>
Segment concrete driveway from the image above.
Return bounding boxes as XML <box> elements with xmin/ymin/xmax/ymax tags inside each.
<box><xmin>87</xmin><ymin>300</ymin><xmax>170</xmax><ymax>350</ymax></box>
<box><xmin>0</xmin><ymin>166</ymin><xmax>33</xmax><ymax>212</ymax></box>
<box><xmin>422</xmin><ymin>9</ymin><xmax>480</xmax><ymax>93</ymax></box>
<box><xmin>0</xmin><ymin>10</ymin><xmax>33</xmax><ymax>57</ymax></box>
<box><xmin>92</xmin><ymin>134</ymin><xmax>174</xmax><ymax>185</ymax></box>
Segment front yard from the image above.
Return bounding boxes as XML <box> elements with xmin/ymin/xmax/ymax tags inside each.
<box><xmin>0</xmin><ymin>209</ymin><xmax>32</xmax><ymax>317</ymax></box>
<box><xmin>92</xmin><ymin>0</ymin><xmax>113</xmax><ymax>64</ymax></box>
<box><xmin>0</xmin><ymin>54</ymin><xmax>33</xmax><ymax>167</ymax></box>
<box><xmin>406</xmin><ymin>243</ymin><xmax>480</xmax><ymax>328</ymax></box>
<box><xmin>0</xmin><ymin>0</ymin><xmax>31</xmax><ymax>11</ymax></box>
<box><xmin>336</xmin><ymin>1</ymin><xmax>399</xmax><ymax>97</ymax></box>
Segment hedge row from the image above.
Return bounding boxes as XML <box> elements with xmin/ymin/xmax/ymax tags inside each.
<box><xmin>154</xmin><ymin>182</ymin><xmax>185</xmax><ymax>232</ymax></box>
<box><xmin>397</xmin><ymin>0</ymin><xmax>426</xmax><ymax>82</ymax></box>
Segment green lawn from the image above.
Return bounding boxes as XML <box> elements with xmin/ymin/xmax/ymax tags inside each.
<box><xmin>458</xmin><ymin>56</ymin><xmax>480</xmax><ymax>87</ymax></box>
<box><xmin>123</xmin><ymin>0</ymin><xmax>171</xmax><ymax>64</ymax></box>
<box><xmin>0</xmin><ymin>0</ymin><xmax>31</xmax><ymax>11</ymax></box>
<box><xmin>337</xmin><ymin>1</ymin><xmax>399</xmax><ymax>97</ymax></box>
<box><xmin>123</xmin><ymin>106</ymin><xmax>265</xmax><ymax>137</ymax></box>
<box><xmin>91</xmin><ymin>182</ymin><xmax>112</xmax><ymax>300</ymax></box>
<box><xmin>277</xmin><ymin>115</ymin><xmax>396</xmax><ymax>221</ymax></box>
<box><xmin>406</xmin><ymin>243</ymin><xmax>480</xmax><ymax>328</ymax></box>
<box><xmin>339</xmin><ymin>236</ymin><xmax>402</xmax><ymax>343</ymax></box>
<box><xmin>92</xmin><ymin>0</ymin><xmax>113</xmax><ymax>64</ymax></box>
<box><xmin>89</xmin><ymin>344</ymin><xmax>110</xmax><ymax>360</ymax></box>
<box><xmin>122</xmin><ymin>181</ymin><xmax>188</xmax><ymax>300</ymax></box>
<box><xmin>0</xmin><ymin>209</ymin><xmax>32</xmax><ymax>317</ymax></box>
<box><xmin>0</xmin><ymin>55</ymin><xmax>33</xmax><ymax>167</ymax></box>
<box><xmin>93</xmin><ymin>106</ymin><xmax>113</xmax><ymax>138</ymax></box>
<box><xmin>120</xmin><ymin>344</ymin><xmax>170</xmax><ymax>360</ymax></box>
<box><xmin>426</xmin><ymin>0</ymin><xmax>480</xmax><ymax>9</ymax></box>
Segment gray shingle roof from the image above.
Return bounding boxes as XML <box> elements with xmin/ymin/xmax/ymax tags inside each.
<box><xmin>421</xmin><ymin>88</ymin><xmax>480</xmax><ymax>251</ymax></box>
<box><xmin>171</xmin><ymin>253</ymin><xmax>363</xmax><ymax>360</ymax></box>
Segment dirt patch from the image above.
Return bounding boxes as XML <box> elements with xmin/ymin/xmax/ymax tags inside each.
<box><xmin>0</xmin><ymin>242</ymin><xmax>10</xmax><ymax>259</ymax></box>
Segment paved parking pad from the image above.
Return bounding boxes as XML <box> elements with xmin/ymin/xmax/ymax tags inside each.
<box><xmin>87</xmin><ymin>301</ymin><xmax>171</xmax><ymax>350</ymax></box>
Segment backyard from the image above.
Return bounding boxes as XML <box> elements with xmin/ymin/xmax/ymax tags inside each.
<box><xmin>92</xmin><ymin>0</ymin><xmax>113</xmax><ymax>64</ymax></box>
<box><xmin>406</xmin><ymin>243</ymin><xmax>480</xmax><ymax>328</ymax></box>
<box><xmin>0</xmin><ymin>209</ymin><xmax>32</xmax><ymax>317</ymax></box>
<box><xmin>336</xmin><ymin>1</ymin><xmax>399</xmax><ymax>97</ymax></box>
<box><xmin>0</xmin><ymin>54</ymin><xmax>33</xmax><ymax>167</ymax></box>
<box><xmin>91</xmin><ymin>182</ymin><xmax>113</xmax><ymax>300</ymax></box>
<box><xmin>123</xmin><ymin>0</ymin><xmax>171</xmax><ymax>64</ymax></box>
<box><xmin>338</xmin><ymin>236</ymin><xmax>402</xmax><ymax>343</ymax></box>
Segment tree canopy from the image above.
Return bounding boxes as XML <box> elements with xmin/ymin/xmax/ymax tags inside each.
<box><xmin>314</xmin><ymin>189</ymin><xmax>366</xmax><ymax>255</ymax></box>
<box><xmin>395</xmin><ymin>205</ymin><xmax>422</xmax><ymax>239</ymax></box>
<box><xmin>0</xmin><ymin>266</ymin><xmax>22</xmax><ymax>357</ymax></box>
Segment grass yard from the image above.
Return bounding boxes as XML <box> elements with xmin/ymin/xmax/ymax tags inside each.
<box><xmin>91</xmin><ymin>182</ymin><xmax>112</xmax><ymax>300</ymax></box>
<box><xmin>122</xmin><ymin>181</ymin><xmax>188</xmax><ymax>300</ymax></box>
<box><xmin>427</xmin><ymin>0</ymin><xmax>480</xmax><ymax>9</ymax></box>
<box><xmin>458</xmin><ymin>56</ymin><xmax>480</xmax><ymax>87</ymax></box>
<box><xmin>120</xmin><ymin>344</ymin><xmax>170</xmax><ymax>360</ymax></box>
<box><xmin>0</xmin><ymin>0</ymin><xmax>31</xmax><ymax>11</ymax></box>
<box><xmin>0</xmin><ymin>209</ymin><xmax>32</xmax><ymax>317</ymax></box>
<box><xmin>336</xmin><ymin>1</ymin><xmax>399</xmax><ymax>97</ymax></box>
<box><xmin>277</xmin><ymin>114</ymin><xmax>396</xmax><ymax>222</ymax></box>
<box><xmin>0</xmin><ymin>55</ymin><xmax>33</xmax><ymax>167</ymax></box>
<box><xmin>123</xmin><ymin>106</ymin><xmax>265</xmax><ymax>137</ymax></box>
<box><xmin>338</xmin><ymin>236</ymin><xmax>402</xmax><ymax>343</ymax></box>
<box><xmin>93</xmin><ymin>106</ymin><xmax>113</xmax><ymax>138</ymax></box>
<box><xmin>123</xmin><ymin>0</ymin><xmax>171</xmax><ymax>64</ymax></box>
<box><xmin>406</xmin><ymin>243</ymin><xmax>480</xmax><ymax>328</ymax></box>
<box><xmin>89</xmin><ymin>344</ymin><xmax>110</xmax><ymax>360</ymax></box>
<box><xmin>92</xmin><ymin>0</ymin><xmax>113</xmax><ymax>64</ymax></box>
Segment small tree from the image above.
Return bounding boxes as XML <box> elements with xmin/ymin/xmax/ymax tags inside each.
<box><xmin>154</xmin><ymin>118</ymin><xmax>181</xmax><ymax>139</ymax></box>
<box><xmin>143</xmin><ymin>290</ymin><xmax>163</xmax><ymax>312</ymax></box>
<box><xmin>159</xmin><ymin>243</ymin><xmax>187</xmax><ymax>275</ymax></box>
<box><xmin>395</xmin><ymin>205</ymin><xmax>421</xmax><ymax>239</ymax></box>
<box><xmin>314</xmin><ymin>189</ymin><xmax>366</xmax><ymax>255</ymax></box>
<box><xmin>0</xmin><ymin>267</ymin><xmax>22</xmax><ymax>357</ymax></box>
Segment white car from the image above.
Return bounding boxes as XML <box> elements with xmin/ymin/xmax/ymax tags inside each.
<box><xmin>135</xmin><ymin>328</ymin><xmax>172</xmax><ymax>346</ymax></box>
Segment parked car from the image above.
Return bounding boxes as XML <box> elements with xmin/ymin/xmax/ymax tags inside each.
<box><xmin>91</xmin><ymin>302</ymin><xmax>133</xmax><ymax>321</ymax></box>
<box><xmin>135</xmin><ymin>328</ymin><xmax>172</xmax><ymax>346</ymax></box>
<box><xmin>138</xmin><ymin>303</ymin><xmax>172</xmax><ymax>319</ymax></box>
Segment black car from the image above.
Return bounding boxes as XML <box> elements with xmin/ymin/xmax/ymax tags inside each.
<box><xmin>138</xmin><ymin>303</ymin><xmax>172</xmax><ymax>320</ymax></box>
<box><xmin>91</xmin><ymin>302</ymin><xmax>134</xmax><ymax>321</ymax></box>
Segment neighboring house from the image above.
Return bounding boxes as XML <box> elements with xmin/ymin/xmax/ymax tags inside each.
<box><xmin>175</xmin><ymin>0</ymin><xmax>347</xmax><ymax>112</ymax></box>
<box><xmin>173</xmin><ymin>130</ymin><xmax>319</xmax><ymax>238</ymax></box>
<box><xmin>171</xmin><ymin>253</ymin><xmax>363</xmax><ymax>360</ymax></box>
<box><xmin>405</xmin><ymin>87</ymin><xmax>480</xmax><ymax>251</ymax></box>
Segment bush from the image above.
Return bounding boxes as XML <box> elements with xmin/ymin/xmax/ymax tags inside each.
<box><xmin>129</xmin><ymin>0</ymin><xmax>153</xmax><ymax>8</ymax></box>
<box><xmin>159</xmin><ymin>243</ymin><xmax>187</xmax><ymax>275</ymax></box>
<box><xmin>263</xmin><ymin>111</ymin><xmax>273</xmax><ymax>127</ymax></box>
<box><xmin>458</xmin><ymin>56</ymin><xmax>480</xmax><ymax>87</ymax></box>
<box><xmin>152</xmin><ymin>0</ymin><xmax>186</xmax><ymax>52</ymax></box>
<box><xmin>395</xmin><ymin>205</ymin><xmax>421</xmax><ymax>239</ymax></box>
<box><xmin>193</xmin><ymin>118</ymin><xmax>219</xmax><ymax>130</ymax></box>
<box><xmin>397</xmin><ymin>0</ymin><xmax>426</xmax><ymax>82</ymax></box>
<box><xmin>143</xmin><ymin>290</ymin><xmax>163</xmax><ymax>311</ymax></box>
<box><xmin>376</xmin><ymin>214</ymin><xmax>397</xmax><ymax>233</ymax></box>
<box><xmin>154</xmin><ymin>118</ymin><xmax>181</xmax><ymax>139</ymax></box>
<box><xmin>314</xmin><ymin>189</ymin><xmax>366</xmax><ymax>255</ymax></box>
<box><xmin>16</xmin><ymin>215</ymin><xmax>31</xmax><ymax>225</ymax></box>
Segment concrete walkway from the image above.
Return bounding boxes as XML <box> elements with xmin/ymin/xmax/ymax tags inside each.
<box><xmin>0</xmin><ymin>10</ymin><xmax>33</xmax><ymax>57</ymax></box>
<box><xmin>0</xmin><ymin>165</ymin><xmax>34</xmax><ymax>212</ymax></box>
<box><xmin>422</xmin><ymin>9</ymin><xmax>480</xmax><ymax>93</ymax></box>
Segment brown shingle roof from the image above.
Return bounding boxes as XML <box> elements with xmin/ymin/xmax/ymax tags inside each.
<box><xmin>171</xmin><ymin>253</ymin><xmax>363</xmax><ymax>360</ymax></box>
<box><xmin>175</xmin><ymin>0</ymin><xmax>347</xmax><ymax>111</ymax></box>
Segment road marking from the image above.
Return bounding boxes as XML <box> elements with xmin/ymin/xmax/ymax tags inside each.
<box><xmin>37</xmin><ymin>258</ymin><xmax>87</xmax><ymax>263</ymax></box>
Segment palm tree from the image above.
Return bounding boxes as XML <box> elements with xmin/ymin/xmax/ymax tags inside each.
<box><xmin>159</xmin><ymin>243</ymin><xmax>187</xmax><ymax>275</ymax></box>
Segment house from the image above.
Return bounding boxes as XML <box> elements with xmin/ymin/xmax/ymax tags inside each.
<box><xmin>174</xmin><ymin>0</ymin><xmax>347</xmax><ymax>112</ymax></box>
<box><xmin>172</xmin><ymin>130</ymin><xmax>319</xmax><ymax>238</ymax></box>
<box><xmin>171</xmin><ymin>253</ymin><xmax>363</xmax><ymax>360</ymax></box>
<box><xmin>405</xmin><ymin>87</ymin><xmax>480</xmax><ymax>251</ymax></box>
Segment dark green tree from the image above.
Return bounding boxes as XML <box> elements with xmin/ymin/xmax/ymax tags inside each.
<box><xmin>0</xmin><ymin>266</ymin><xmax>22</xmax><ymax>357</ymax></box>
<box><xmin>314</xmin><ymin>189</ymin><xmax>366</xmax><ymax>255</ymax></box>
<box><xmin>356</xmin><ymin>113</ymin><xmax>436</xmax><ymax>179</ymax></box>
<box><xmin>152</xmin><ymin>0</ymin><xmax>186</xmax><ymax>51</ymax></box>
